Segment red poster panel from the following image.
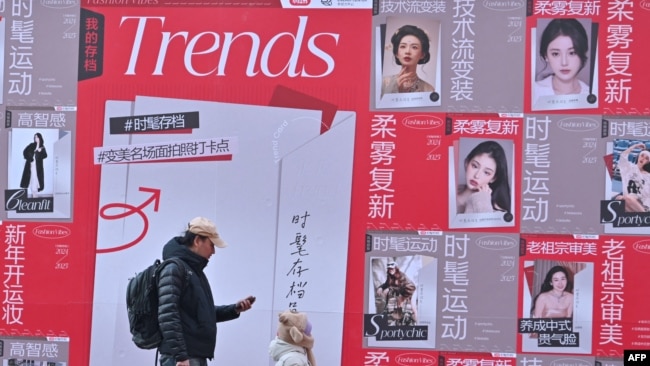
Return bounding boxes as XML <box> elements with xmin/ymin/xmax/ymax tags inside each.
<box><xmin>361</xmin><ymin>349</ymin><xmax>439</xmax><ymax>366</ymax></box>
<box><xmin>518</xmin><ymin>234</ymin><xmax>650</xmax><ymax>357</ymax></box>
<box><xmin>441</xmin><ymin>352</ymin><xmax>517</xmax><ymax>366</ymax></box>
<box><xmin>344</xmin><ymin>112</ymin><xmax>523</xmax><ymax>364</ymax></box>
<box><xmin>359</xmin><ymin>112</ymin><xmax>522</xmax><ymax>233</ymax></box>
<box><xmin>524</xmin><ymin>1</ymin><xmax>650</xmax><ymax>115</ymax></box>
<box><xmin>75</xmin><ymin>5</ymin><xmax>371</xmax><ymax>366</ymax></box>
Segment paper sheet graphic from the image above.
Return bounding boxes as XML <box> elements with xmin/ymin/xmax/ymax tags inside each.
<box><xmin>90</xmin><ymin>96</ymin><xmax>355</xmax><ymax>366</ymax></box>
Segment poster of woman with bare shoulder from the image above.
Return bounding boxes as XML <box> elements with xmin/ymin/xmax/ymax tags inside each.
<box><xmin>448</xmin><ymin>137</ymin><xmax>516</xmax><ymax>229</ymax></box>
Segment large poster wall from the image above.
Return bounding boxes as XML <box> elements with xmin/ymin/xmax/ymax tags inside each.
<box><xmin>0</xmin><ymin>0</ymin><xmax>648</xmax><ymax>365</ymax></box>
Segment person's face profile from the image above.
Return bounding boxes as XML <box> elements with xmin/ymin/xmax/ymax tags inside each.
<box><xmin>545</xmin><ymin>35</ymin><xmax>581</xmax><ymax>83</ymax></box>
<box><xmin>464</xmin><ymin>153</ymin><xmax>497</xmax><ymax>190</ymax></box>
<box><xmin>192</xmin><ymin>235</ymin><xmax>216</xmax><ymax>260</ymax></box>
<box><xmin>396</xmin><ymin>35</ymin><xmax>424</xmax><ymax>67</ymax></box>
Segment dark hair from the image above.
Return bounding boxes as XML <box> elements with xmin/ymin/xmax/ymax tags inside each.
<box><xmin>34</xmin><ymin>132</ymin><xmax>44</xmax><ymax>145</ymax></box>
<box><xmin>464</xmin><ymin>140</ymin><xmax>511</xmax><ymax>213</ymax></box>
<box><xmin>642</xmin><ymin>163</ymin><xmax>650</xmax><ymax>174</ymax></box>
<box><xmin>530</xmin><ymin>265</ymin><xmax>573</xmax><ymax>316</ymax></box>
<box><xmin>539</xmin><ymin>18</ymin><xmax>589</xmax><ymax>73</ymax></box>
<box><xmin>636</xmin><ymin>150</ymin><xmax>650</xmax><ymax>173</ymax></box>
<box><xmin>539</xmin><ymin>265</ymin><xmax>573</xmax><ymax>294</ymax></box>
<box><xmin>177</xmin><ymin>230</ymin><xmax>205</xmax><ymax>246</ymax></box>
<box><xmin>390</xmin><ymin>25</ymin><xmax>431</xmax><ymax>65</ymax></box>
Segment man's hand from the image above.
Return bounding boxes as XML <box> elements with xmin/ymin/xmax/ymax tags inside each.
<box><xmin>236</xmin><ymin>295</ymin><xmax>256</xmax><ymax>312</ymax></box>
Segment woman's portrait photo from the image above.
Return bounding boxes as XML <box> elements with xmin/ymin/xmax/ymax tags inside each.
<box><xmin>530</xmin><ymin>265</ymin><xmax>574</xmax><ymax>319</ymax></box>
<box><xmin>381</xmin><ymin>24</ymin><xmax>435</xmax><ymax>96</ymax></box>
<box><xmin>374</xmin><ymin>16</ymin><xmax>441</xmax><ymax>109</ymax></box>
<box><xmin>449</xmin><ymin>138</ymin><xmax>515</xmax><ymax>229</ymax></box>
<box><xmin>521</xmin><ymin>260</ymin><xmax>593</xmax><ymax>354</ymax></box>
<box><xmin>607</xmin><ymin>139</ymin><xmax>650</xmax><ymax>213</ymax></box>
<box><xmin>531</xmin><ymin>18</ymin><xmax>598</xmax><ymax>111</ymax></box>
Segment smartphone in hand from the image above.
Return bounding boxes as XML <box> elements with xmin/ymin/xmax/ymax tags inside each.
<box><xmin>237</xmin><ymin>296</ymin><xmax>256</xmax><ymax>311</ymax></box>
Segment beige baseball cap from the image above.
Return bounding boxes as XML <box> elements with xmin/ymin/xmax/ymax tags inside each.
<box><xmin>188</xmin><ymin>217</ymin><xmax>227</xmax><ymax>248</ymax></box>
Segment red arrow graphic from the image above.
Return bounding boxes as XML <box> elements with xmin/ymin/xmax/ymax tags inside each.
<box><xmin>96</xmin><ymin>187</ymin><xmax>161</xmax><ymax>254</ymax></box>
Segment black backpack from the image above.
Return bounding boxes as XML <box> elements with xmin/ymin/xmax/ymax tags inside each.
<box><xmin>126</xmin><ymin>257</ymin><xmax>189</xmax><ymax>349</ymax></box>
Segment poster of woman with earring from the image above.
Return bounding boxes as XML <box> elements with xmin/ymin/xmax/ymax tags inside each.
<box><xmin>374</xmin><ymin>15</ymin><xmax>441</xmax><ymax>109</ymax></box>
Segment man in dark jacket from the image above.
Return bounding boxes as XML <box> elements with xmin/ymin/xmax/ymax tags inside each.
<box><xmin>157</xmin><ymin>217</ymin><xmax>254</xmax><ymax>366</ymax></box>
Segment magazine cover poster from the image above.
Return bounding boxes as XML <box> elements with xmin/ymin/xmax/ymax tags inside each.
<box><xmin>520</xmin><ymin>234</ymin><xmax>650</xmax><ymax>356</ymax></box>
<box><xmin>529</xmin><ymin>18</ymin><xmax>599</xmax><ymax>112</ymax></box>
<box><xmin>600</xmin><ymin>117</ymin><xmax>650</xmax><ymax>235</ymax></box>
<box><xmin>527</xmin><ymin>2</ymin><xmax>650</xmax><ymax>115</ymax></box>
<box><xmin>366</xmin><ymin>255</ymin><xmax>437</xmax><ymax>349</ymax></box>
<box><xmin>374</xmin><ymin>15</ymin><xmax>442</xmax><ymax>109</ymax></box>
<box><xmin>370</xmin><ymin>0</ymin><xmax>525</xmax><ymax>112</ymax></box>
<box><xmin>518</xmin><ymin>235</ymin><xmax>596</xmax><ymax>354</ymax></box>
<box><xmin>448</xmin><ymin>136</ymin><xmax>516</xmax><ymax>229</ymax></box>
<box><xmin>446</xmin><ymin>113</ymin><xmax>522</xmax><ymax>232</ymax></box>
<box><xmin>4</xmin><ymin>119</ymin><xmax>74</xmax><ymax>220</ymax></box>
<box><xmin>364</xmin><ymin>230</ymin><xmax>519</xmax><ymax>352</ymax></box>
<box><xmin>363</xmin><ymin>113</ymin><xmax>521</xmax><ymax>233</ymax></box>
<box><xmin>520</xmin><ymin>114</ymin><xmax>603</xmax><ymax>235</ymax></box>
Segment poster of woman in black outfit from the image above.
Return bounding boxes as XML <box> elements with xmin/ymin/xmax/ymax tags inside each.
<box><xmin>20</xmin><ymin>132</ymin><xmax>48</xmax><ymax>197</ymax></box>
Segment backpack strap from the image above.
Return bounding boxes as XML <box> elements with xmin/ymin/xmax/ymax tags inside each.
<box><xmin>157</xmin><ymin>257</ymin><xmax>191</xmax><ymax>290</ymax></box>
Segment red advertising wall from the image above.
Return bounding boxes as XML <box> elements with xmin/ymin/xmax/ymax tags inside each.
<box><xmin>0</xmin><ymin>1</ymin><xmax>649</xmax><ymax>366</ymax></box>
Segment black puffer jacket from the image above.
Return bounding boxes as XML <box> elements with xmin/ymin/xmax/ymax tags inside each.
<box><xmin>157</xmin><ymin>237</ymin><xmax>239</xmax><ymax>362</ymax></box>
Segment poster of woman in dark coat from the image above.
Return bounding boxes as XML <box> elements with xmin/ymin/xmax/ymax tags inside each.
<box><xmin>20</xmin><ymin>132</ymin><xmax>48</xmax><ymax>197</ymax></box>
